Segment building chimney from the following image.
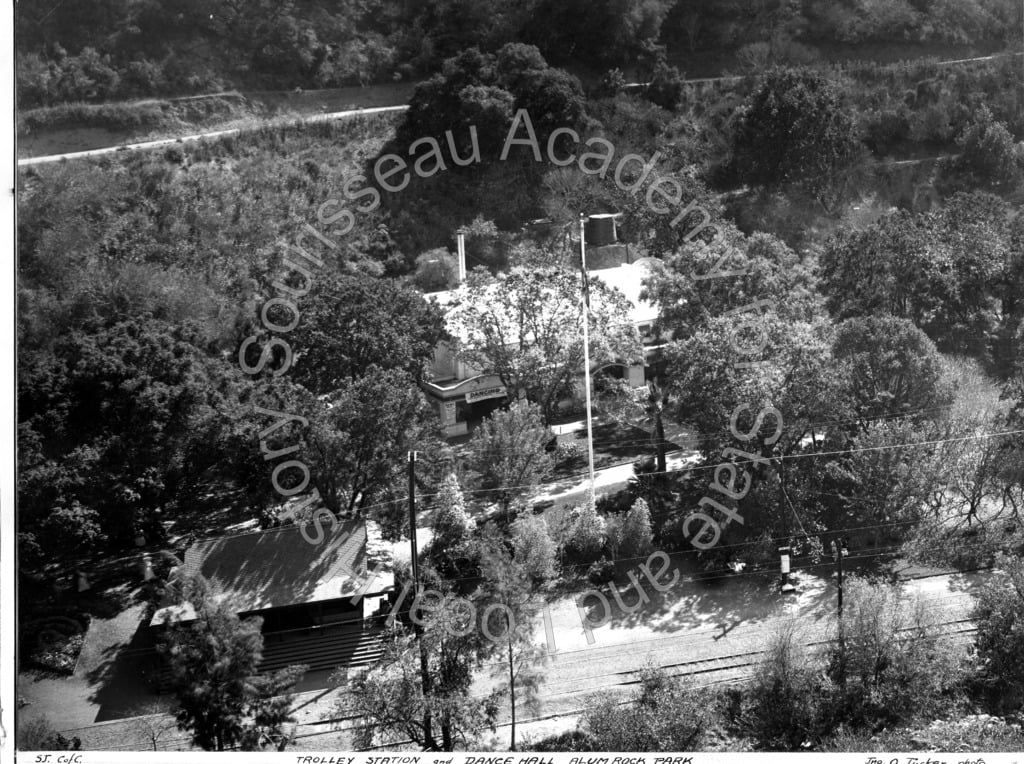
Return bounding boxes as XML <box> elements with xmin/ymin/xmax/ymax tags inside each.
<box><xmin>456</xmin><ymin>232</ymin><xmax>467</xmax><ymax>283</ymax></box>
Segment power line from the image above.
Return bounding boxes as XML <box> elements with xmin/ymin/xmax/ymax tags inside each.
<box><xmin>417</xmin><ymin>427</ymin><xmax>1024</xmax><ymax>502</ymax></box>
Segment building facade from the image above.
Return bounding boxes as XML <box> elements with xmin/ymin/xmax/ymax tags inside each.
<box><xmin>421</xmin><ymin>257</ymin><xmax>663</xmax><ymax>437</ymax></box>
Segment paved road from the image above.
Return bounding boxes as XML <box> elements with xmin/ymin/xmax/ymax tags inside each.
<box><xmin>19</xmin><ymin>51</ymin><xmax>1021</xmax><ymax>168</ymax></box>
<box><xmin>16</xmin><ymin>105</ymin><xmax>409</xmax><ymax>167</ymax></box>
<box><xmin>55</xmin><ymin>565</ymin><xmax>989</xmax><ymax>751</ymax></box>
<box><xmin>484</xmin><ymin>567</ymin><xmax>990</xmax><ymax>747</ymax></box>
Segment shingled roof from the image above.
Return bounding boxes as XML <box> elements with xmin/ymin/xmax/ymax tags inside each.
<box><xmin>151</xmin><ymin>519</ymin><xmax>394</xmax><ymax>625</ymax></box>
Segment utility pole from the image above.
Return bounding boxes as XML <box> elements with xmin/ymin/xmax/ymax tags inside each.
<box><xmin>773</xmin><ymin>464</ymin><xmax>795</xmax><ymax>594</ymax></box>
<box><xmin>408</xmin><ymin>451</ymin><xmax>420</xmax><ymax>589</ymax></box>
<box><xmin>832</xmin><ymin>537</ymin><xmax>848</xmax><ymax>688</ymax></box>
<box><xmin>408</xmin><ymin>451</ymin><xmax>435</xmax><ymax>749</ymax></box>
<box><xmin>579</xmin><ymin>213</ymin><xmax>596</xmax><ymax>507</ymax></box>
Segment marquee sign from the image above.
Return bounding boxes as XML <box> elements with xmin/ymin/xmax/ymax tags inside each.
<box><xmin>465</xmin><ymin>385</ymin><xmax>507</xmax><ymax>403</ymax></box>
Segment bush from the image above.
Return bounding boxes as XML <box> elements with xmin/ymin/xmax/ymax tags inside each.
<box><xmin>745</xmin><ymin>619</ymin><xmax>827</xmax><ymax>750</ymax></box>
<box><xmin>21</xmin><ymin>613</ymin><xmax>89</xmax><ymax>674</ymax></box>
<box><xmin>554</xmin><ymin>440</ymin><xmax>584</xmax><ymax>467</ymax></box>
<box><xmin>828</xmin><ymin>577</ymin><xmax>966</xmax><ymax>728</ymax></box>
<box><xmin>17</xmin><ymin>717</ymin><xmax>81</xmax><ymax>750</ymax></box>
<box><xmin>593</xmin><ymin>68</ymin><xmax>626</xmax><ymax>99</ymax></box>
<box><xmin>620</xmin><ymin>498</ymin><xmax>654</xmax><ymax>559</ymax></box>
<box><xmin>594</xmin><ymin>487</ymin><xmax>632</xmax><ymax>514</ymax></box>
<box><xmin>953</xmin><ymin>107</ymin><xmax>1024</xmax><ymax>191</ymax></box>
<box><xmin>567</xmin><ymin>502</ymin><xmax>606</xmax><ymax>562</ymax></box>
<box><xmin>580</xmin><ymin>665</ymin><xmax>709</xmax><ymax>750</ymax></box>
<box><xmin>972</xmin><ymin>553</ymin><xmax>1024</xmax><ymax>711</ymax></box>
<box><xmin>822</xmin><ymin>714</ymin><xmax>1024</xmax><ymax>752</ymax></box>
<box><xmin>645</xmin><ymin>62</ymin><xmax>685</xmax><ymax>111</ymax></box>
<box><xmin>510</xmin><ymin>514</ymin><xmax>559</xmax><ymax>584</ymax></box>
<box><xmin>586</xmin><ymin>556</ymin><xmax>615</xmax><ymax>586</ymax></box>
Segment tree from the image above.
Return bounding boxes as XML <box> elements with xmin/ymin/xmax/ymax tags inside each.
<box><xmin>338</xmin><ymin>583</ymin><xmax>497</xmax><ymax>751</ymax></box>
<box><xmin>239</xmin><ymin>667</ymin><xmax>307</xmax><ymax>751</ymax></box>
<box><xmin>820</xmin><ymin>195</ymin><xmax>1018</xmax><ymax>365</ymax></box>
<box><xmin>509</xmin><ymin>513</ymin><xmax>558</xmax><ymax>584</ymax></box>
<box><xmin>448</xmin><ymin>267</ymin><xmax>642</xmax><ymax>423</ymax></box>
<box><xmin>414</xmin><ymin>247</ymin><xmax>460</xmax><ymax>292</ymax></box>
<box><xmin>17</xmin><ymin>318</ymin><xmax>240</xmax><ymax>550</ymax></box>
<box><xmin>289</xmin><ymin>272</ymin><xmax>446</xmax><ymax>394</ymax></box>
<box><xmin>580</xmin><ymin>665</ymin><xmax>708</xmax><ymax>750</ymax></box>
<box><xmin>467</xmin><ymin>401</ymin><xmax>554</xmax><ymax>518</ymax></box>
<box><xmin>819</xmin><ymin>210</ymin><xmax>954</xmax><ymax>326</ymax></box>
<box><xmin>952</xmin><ymin>106</ymin><xmax>1024</xmax><ymax>192</ymax></box>
<box><xmin>643</xmin><ymin>225</ymin><xmax>821</xmax><ymax>341</ymax></box>
<box><xmin>273</xmin><ymin>368</ymin><xmax>439</xmax><ymax>516</ymax></box>
<box><xmin>567</xmin><ymin>502</ymin><xmax>606</xmax><ymax>561</ymax></box>
<box><xmin>645</xmin><ymin>61</ymin><xmax>685</xmax><ymax>110</ymax></box>
<box><xmin>620</xmin><ymin>498</ymin><xmax>654</xmax><ymax>558</ymax></box>
<box><xmin>822</xmin><ymin>419</ymin><xmax>940</xmax><ymax>547</ymax></box>
<box><xmin>972</xmin><ymin>552</ymin><xmax>1024</xmax><ymax>710</ymax></box>
<box><xmin>478</xmin><ymin>531</ymin><xmax>547</xmax><ymax>751</ymax></box>
<box><xmin>732</xmin><ymin>68</ymin><xmax>864</xmax><ymax>211</ymax></box>
<box><xmin>929</xmin><ymin>357</ymin><xmax>1015</xmax><ymax>529</ymax></box>
<box><xmin>394</xmin><ymin>43</ymin><xmax>585</xmax><ymax>165</ymax></box>
<box><xmin>131</xmin><ymin>702</ymin><xmax>179</xmax><ymax>751</ymax></box>
<box><xmin>521</xmin><ymin>0</ymin><xmax>671</xmax><ymax>66</ymax></box>
<box><xmin>159</xmin><ymin>578</ymin><xmax>305</xmax><ymax>751</ymax></box>
<box><xmin>430</xmin><ymin>473</ymin><xmax>476</xmax><ymax>554</ymax></box>
<box><xmin>832</xmin><ymin>315</ymin><xmax>954</xmax><ymax>428</ymax></box>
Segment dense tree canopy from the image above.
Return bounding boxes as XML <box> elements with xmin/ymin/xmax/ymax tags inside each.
<box><xmin>18</xmin><ymin>318</ymin><xmax>242</xmax><ymax>551</ymax></box>
<box><xmin>289</xmin><ymin>272</ymin><xmax>446</xmax><ymax>394</ymax></box>
<box><xmin>819</xmin><ymin>193</ymin><xmax>1023</xmax><ymax>373</ymax></box>
<box><xmin>732</xmin><ymin>68</ymin><xmax>864</xmax><ymax>209</ymax></box>
<box><xmin>447</xmin><ymin>266</ymin><xmax>642</xmax><ymax>422</ymax></box>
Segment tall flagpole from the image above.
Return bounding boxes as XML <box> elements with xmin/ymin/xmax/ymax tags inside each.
<box><xmin>579</xmin><ymin>214</ymin><xmax>596</xmax><ymax>506</ymax></box>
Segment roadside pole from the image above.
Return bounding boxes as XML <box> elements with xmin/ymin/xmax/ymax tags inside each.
<box><xmin>832</xmin><ymin>537</ymin><xmax>848</xmax><ymax>688</ymax></box>
<box><xmin>579</xmin><ymin>213</ymin><xmax>596</xmax><ymax>507</ymax></box>
<box><xmin>408</xmin><ymin>450</ymin><xmax>434</xmax><ymax>748</ymax></box>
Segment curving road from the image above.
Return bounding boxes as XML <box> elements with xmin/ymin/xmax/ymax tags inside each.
<box><xmin>18</xmin><ymin>51</ymin><xmax>1021</xmax><ymax>169</ymax></box>
<box><xmin>16</xmin><ymin>104</ymin><xmax>409</xmax><ymax>167</ymax></box>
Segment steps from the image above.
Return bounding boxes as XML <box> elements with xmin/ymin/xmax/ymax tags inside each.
<box><xmin>257</xmin><ymin>623</ymin><xmax>384</xmax><ymax>675</ymax></box>
<box><xmin>148</xmin><ymin>622</ymin><xmax>385</xmax><ymax>692</ymax></box>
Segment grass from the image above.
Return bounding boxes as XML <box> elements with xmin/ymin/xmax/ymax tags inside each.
<box><xmin>17</xmin><ymin>93</ymin><xmax>254</xmax><ymax>135</ymax></box>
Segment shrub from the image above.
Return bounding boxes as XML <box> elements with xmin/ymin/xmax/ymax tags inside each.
<box><xmin>822</xmin><ymin>714</ymin><xmax>1024</xmax><ymax>752</ymax></box>
<box><xmin>580</xmin><ymin>665</ymin><xmax>709</xmax><ymax>750</ymax></box>
<box><xmin>594</xmin><ymin>487</ymin><xmax>632</xmax><ymax>514</ymax></box>
<box><xmin>17</xmin><ymin>717</ymin><xmax>81</xmax><ymax>750</ymax></box>
<box><xmin>40</xmin><ymin>501</ymin><xmax>106</xmax><ymax>554</ymax></box>
<box><xmin>21</xmin><ymin>614</ymin><xmax>89</xmax><ymax>674</ymax></box>
<box><xmin>828</xmin><ymin>577</ymin><xmax>966</xmax><ymax>728</ymax></box>
<box><xmin>620</xmin><ymin>498</ymin><xmax>654</xmax><ymax>559</ymax></box>
<box><xmin>745</xmin><ymin>619</ymin><xmax>827</xmax><ymax>750</ymax></box>
<box><xmin>586</xmin><ymin>556</ymin><xmax>615</xmax><ymax>586</ymax></box>
<box><xmin>567</xmin><ymin>502</ymin><xmax>606</xmax><ymax>562</ymax></box>
<box><xmin>972</xmin><ymin>553</ymin><xmax>1024</xmax><ymax>711</ymax></box>
<box><xmin>554</xmin><ymin>440</ymin><xmax>584</xmax><ymax>466</ymax></box>
<box><xmin>954</xmin><ymin>107</ymin><xmax>1024</xmax><ymax>191</ymax></box>
<box><xmin>510</xmin><ymin>514</ymin><xmax>559</xmax><ymax>584</ymax></box>
<box><xmin>594</xmin><ymin>68</ymin><xmax>627</xmax><ymax>99</ymax></box>
<box><xmin>646</xmin><ymin>62</ymin><xmax>685</xmax><ymax>111</ymax></box>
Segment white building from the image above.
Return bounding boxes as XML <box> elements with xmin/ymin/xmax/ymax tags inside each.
<box><xmin>421</xmin><ymin>257</ymin><xmax>663</xmax><ymax>437</ymax></box>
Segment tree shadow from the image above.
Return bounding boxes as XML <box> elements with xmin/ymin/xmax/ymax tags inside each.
<box><xmin>577</xmin><ymin>553</ymin><xmax>835</xmax><ymax>641</ymax></box>
<box><xmin>941</xmin><ymin>569</ymin><xmax>996</xmax><ymax>597</ymax></box>
<box><xmin>87</xmin><ymin>619</ymin><xmax>166</xmax><ymax>722</ymax></box>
